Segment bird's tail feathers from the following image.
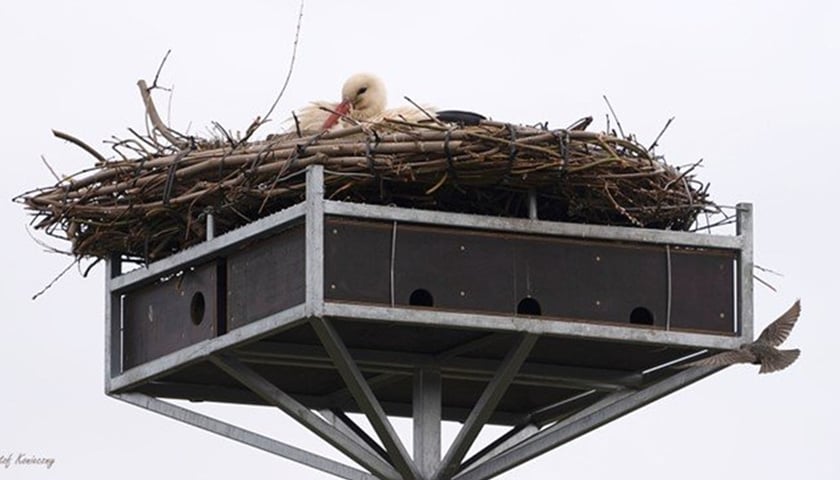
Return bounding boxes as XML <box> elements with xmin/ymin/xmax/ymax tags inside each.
<box><xmin>759</xmin><ymin>348</ymin><xmax>801</xmax><ymax>374</ymax></box>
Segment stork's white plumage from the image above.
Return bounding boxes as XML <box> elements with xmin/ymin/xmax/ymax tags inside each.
<box><xmin>290</xmin><ymin>73</ymin><xmax>434</xmax><ymax>133</ymax></box>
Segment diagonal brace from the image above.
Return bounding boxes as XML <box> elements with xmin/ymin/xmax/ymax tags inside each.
<box><xmin>454</xmin><ymin>366</ymin><xmax>723</xmax><ymax>480</ymax></box>
<box><xmin>113</xmin><ymin>392</ymin><xmax>376</xmax><ymax>480</ymax></box>
<box><xmin>434</xmin><ymin>333</ymin><xmax>538</xmax><ymax>480</ymax></box>
<box><xmin>311</xmin><ymin>317</ymin><xmax>421</xmax><ymax>480</ymax></box>
<box><xmin>210</xmin><ymin>354</ymin><xmax>400</xmax><ymax>480</ymax></box>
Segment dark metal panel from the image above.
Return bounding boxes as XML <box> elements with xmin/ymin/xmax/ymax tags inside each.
<box><xmin>324</xmin><ymin>218</ymin><xmax>392</xmax><ymax>304</ymax></box>
<box><xmin>123</xmin><ymin>262</ymin><xmax>218</xmax><ymax>368</ymax></box>
<box><xmin>322</xmin><ymin>218</ymin><xmax>736</xmax><ymax>334</ymax></box>
<box><xmin>394</xmin><ymin>225</ymin><xmax>516</xmax><ymax>313</ymax></box>
<box><xmin>512</xmin><ymin>237</ymin><xmax>668</xmax><ymax>327</ymax></box>
<box><xmin>670</xmin><ymin>247</ymin><xmax>736</xmax><ymax>334</ymax></box>
<box><xmin>227</xmin><ymin>225</ymin><xmax>306</xmax><ymax>330</ymax></box>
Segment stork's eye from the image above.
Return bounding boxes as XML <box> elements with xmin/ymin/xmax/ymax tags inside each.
<box><xmin>357</xmin><ymin>87</ymin><xmax>368</xmax><ymax>95</ymax></box>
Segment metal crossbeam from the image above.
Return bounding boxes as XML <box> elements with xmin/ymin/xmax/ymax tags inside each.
<box><xmin>312</xmin><ymin>317</ymin><xmax>421</xmax><ymax>480</ymax></box>
<box><xmin>434</xmin><ymin>333</ymin><xmax>538</xmax><ymax>480</ymax></box>
<box><xmin>453</xmin><ymin>366</ymin><xmax>723</xmax><ymax>480</ymax></box>
<box><xmin>322</xmin><ymin>334</ymin><xmax>509</xmax><ymax>407</ymax></box>
<box><xmin>237</xmin><ymin>341</ymin><xmax>639</xmax><ymax>391</ymax></box>
<box><xmin>113</xmin><ymin>393</ymin><xmax>375</xmax><ymax>480</ymax></box>
<box><xmin>323</xmin><ymin>302</ymin><xmax>744</xmax><ymax>351</ymax></box>
<box><xmin>210</xmin><ymin>354</ymin><xmax>400</xmax><ymax>480</ymax></box>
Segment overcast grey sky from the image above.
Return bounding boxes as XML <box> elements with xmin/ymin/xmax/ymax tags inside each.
<box><xmin>2</xmin><ymin>0</ymin><xmax>838</xmax><ymax>478</ymax></box>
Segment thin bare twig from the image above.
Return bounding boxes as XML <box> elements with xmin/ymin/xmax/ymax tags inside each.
<box><xmin>32</xmin><ymin>259</ymin><xmax>77</xmax><ymax>300</ymax></box>
<box><xmin>52</xmin><ymin>130</ymin><xmax>108</xmax><ymax>164</ymax></box>
<box><xmin>243</xmin><ymin>0</ymin><xmax>305</xmax><ymax>143</ymax></box>
<box><xmin>648</xmin><ymin>116</ymin><xmax>675</xmax><ymax>151</ymax></box>
<box><xmin>602</xmin><ymin>95</ymin><xmax>625</xmax><ymax>139</ymax></box>
<box><xmin>755</xmin><ymin>264</ymin><xmax>784</xmax><ymax>277</ymax></box>
<box><xmin>40</xmin><ymin>155</ymin><xmax>61</xmax><ymax>183</ymax></box>
<box><xmin>403</xmin><ymin>96</ymin><xmax>442</xmax><ymax>125</ymax></box>
<box><xmin>151</xmin><ymin>49</ymin><xmax>172</xmax><ymax>91</ymax></box>
<box><xmin>754</xmin><ymin>274</ymin><xmax>778</xmax><ymax>292</ymax></box>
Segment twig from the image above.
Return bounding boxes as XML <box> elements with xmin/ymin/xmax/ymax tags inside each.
<box><xmin>602</xmin><ymin>95</ymin><xmax>625</xmax><ymax>139</ymax></box>
<box><xmin>32</xmin><ymin>259</ymin><xmax>77</xmax><ymax>300</ymax></box>
<box><xmin>755</xmin><ymin>264</ymin><xmax>784</xmax><ymax>277</ymax></box>
<box><xmin>151</xmin><ymin>49</ymin><xmax>172</xmax><ymax>90</ymax></box>
<box><xmin>137</xmin><ymin>79</ymin><xmax>184</xmax><ymax>148</ymax></box>
<box><xmin>648</xmin><ymin>116</ymin><xmax>675</xmax><ymax>151</ymax></box>
<box><xmin>52</xmin><ymin>130</ymin><xmax>107</xmax><ymax>164</ymax></box>
<box><xmin>40</xmin><ymin>155</ymin><xmax>61</xmax><ymax>183</ymax></box>
<box><xmin>244</xmin><ymin>0</ymin><xmax>305</xmax><ymax>143</ymax></box>
<box><xmin>753</xmin><ymin>273</ymin><xmax>778</xmax><ymax>292</ymax></box>
<box><xmin>212</xmin><ymin>121</ymin><xmax>236</xmax><ymax>147</ymax></box>
<box><xmin>292</xmin><ymin>111</ymin><xmax>302</xmax><ymax>137</ymax></box>
<box><xmin>403</xmin><ymin>96</ymin><xmax>442</xmax><ymax>125</ymax></box>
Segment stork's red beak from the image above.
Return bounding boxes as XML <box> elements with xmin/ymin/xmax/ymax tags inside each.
<box><xmin>322</xmin><ymin>100</ymin><xmax>352</xmax><ymax>130</ymax></box>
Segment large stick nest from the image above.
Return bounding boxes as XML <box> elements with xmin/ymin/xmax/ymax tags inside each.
<box><xmin>18</xmin><ymin>118</ymin><xmax>719</xmax><ymax>262</ymax></box>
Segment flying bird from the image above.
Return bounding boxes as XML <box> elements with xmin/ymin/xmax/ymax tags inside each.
<box><xmin>291</xmin><ymin>73</ymin><xmax>434</xmax><ymax>133</ymax></box>
<box><xmin>680</xmin><ymin>300</ymin><xmax>801</xmax><ymax>374</ymax></box>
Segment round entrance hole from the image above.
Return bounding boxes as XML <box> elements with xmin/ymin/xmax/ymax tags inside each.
<box><xmin>190</xmin><ymin>291</ymin><xmax>206</xmax><ymax>325</ymax></box>
<box><xmin>629</xmin><ymin>306</ymin><xmax>654</xmax><ymax>325</ymax></box>
<box><xmin>409</xmin><ymin>288</ymin><xmax>434</xmax><ymax>307</ymax></box>
<box><xmin>517</xmin><ymin>297</ymin><xmax>542</xmax><ymax>316</ymax></box>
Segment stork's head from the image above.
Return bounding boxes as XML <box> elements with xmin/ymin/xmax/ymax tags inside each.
<box><xmin>322</xmin><ymin>73</ymin><xmax>387</xmax><ymax>129</ymax></box>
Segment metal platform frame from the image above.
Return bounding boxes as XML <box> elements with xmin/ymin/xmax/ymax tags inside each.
<box><xmin>105</xmin><ymin>165</ymin><xmax>754</xmax><ymax>480</ymax></box>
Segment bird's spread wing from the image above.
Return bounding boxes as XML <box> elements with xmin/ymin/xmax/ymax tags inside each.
<box><xmin>759</xmin><ymin>348</ymin><xmax>801</xmax><ymax>374</ymax></box>
<box><xmin>681</xmin><ymin>349</ymin><xmax>756</xmax><ymax>368</ymax></box>
<box><xmin>757</xmin><ymin>300</ymin><xmax>801</xmax><ymax>347</ymax></box>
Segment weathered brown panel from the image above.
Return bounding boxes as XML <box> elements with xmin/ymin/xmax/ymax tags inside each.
<box><xmin>394</xmin><ymin>225</ymin><xmax>515</xmax><ymax>312</ymax></box>
<box><xmin>321</xmin><ymin>218</ymin><xmax>736</xmax><ymax>334</ymax></box>
<box><xmin>123</xmin><ymin>262</ymin><xmax>218</xmax><ymax>368</ymax></box>
<box><xmin>512</xmin><ymin>237</ymin><xmax>668</xmax><ymax>327</ymax></box>
<box><xmin>670</xmin><ymin>247</ymin><xmax>736</xmax><ymax>333</ymax></box>
<box><xmin>227</xmin><ymin>225</ymin><xmax>306</xmax><ymax>330</ymax></box>
<box><xmin>324</xmin><ymin>218</ymin><xmax>392</xmax><ymax>304</ymax></box>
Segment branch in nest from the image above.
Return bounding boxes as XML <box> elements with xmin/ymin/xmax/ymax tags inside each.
<box><xmin>137</xmin><ymin>79</ymin><xmax>184</xmax><ymax>148</ymax></box>
<box><xmin>240</xmin><ymin>0</ymin><xmax>305</xmax><ymax>145</ymax></box>
<box><xmin>52</xmin><ymin>130</ymin><xmax>107</xmax><ymax>164</ymax></box>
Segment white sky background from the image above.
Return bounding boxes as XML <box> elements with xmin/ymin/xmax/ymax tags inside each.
<box><xmin>1</xmin><ymin>0</ymin><xmax>838</xmax><ymax>478</ymax></box>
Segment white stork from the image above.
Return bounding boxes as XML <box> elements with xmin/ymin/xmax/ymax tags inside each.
<box><xmin>290</xmin><ymin>73</ymin><xmax>434</xmax><ymax>133</ymax></box>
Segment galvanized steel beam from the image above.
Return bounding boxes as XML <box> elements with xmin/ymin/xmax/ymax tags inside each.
<box><xmin>210</xmin><ymin>354</ymin><xmax>401</xmax><ymax>480</ymax></box>
<box><xmin>324</xmin><ymin>200</ymin><xmax>742</xmax><ymax>250</ymax></box>
<box><xmin>323</xmin><ymin>302</ymin><xmax>744</xmax><ymax>351</ymax></box>
<box><xmin>453</xmin><ymin>366</ymin><xmax>723</xmax><ymax>480</ymax></box>
<box><xmin>413</xmin><ymin>368</ymin><xmax>442</xmax><ymax>478</ymax></box>
<box><xmin>311</xmin><ymin>317</ymin><xmax>421</xmax><ymax>480</ymax></box>
<box><xmin>114</xmin><ymin>392</ymin><xmax>376</xmax><ymax>480</ymax></box>
<box><xmin>434</xmin><ymin>333</ymin><xmax>538</xmax><ymax>480</ymax></box>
